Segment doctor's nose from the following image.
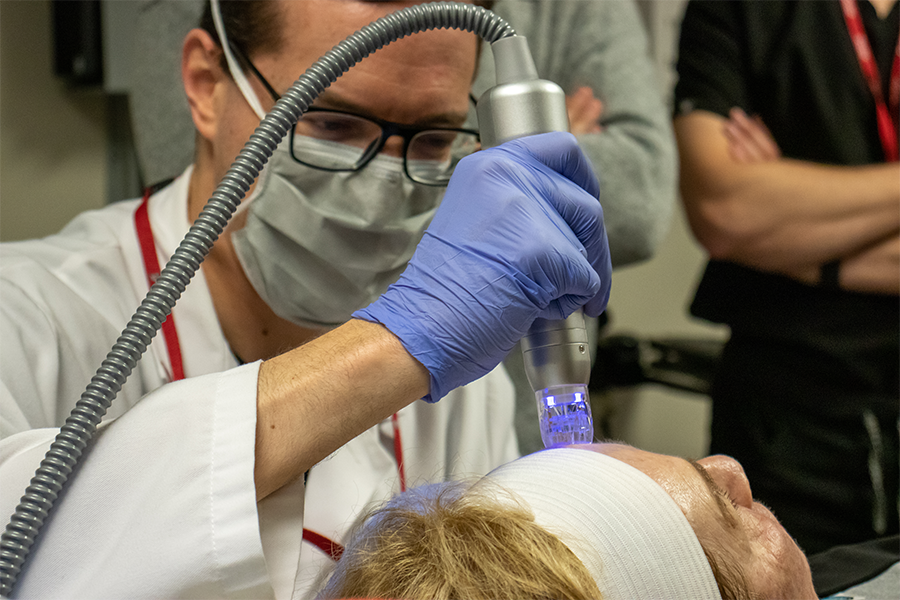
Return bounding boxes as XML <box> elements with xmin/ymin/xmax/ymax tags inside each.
<box><xmin>379</xmin><ymin>135</ymin><xmax>405</xmax><ymax>159</ymax></box>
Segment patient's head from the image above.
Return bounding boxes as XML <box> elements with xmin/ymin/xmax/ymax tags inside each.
<box><xmin>319</xmin><ymin>444</ymin><xmax>817</xmax><ymax>600</ymax></box>
<box><xmin>320</xmin><ymin>479</ymin><xmax>601</xmax><ymax>599</ymax></box>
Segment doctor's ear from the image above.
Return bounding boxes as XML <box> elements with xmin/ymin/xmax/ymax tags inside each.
<box><xmin>182</xmin><ymin>28</ymin><xmax>228</xmax><ymax>142</ymax></box>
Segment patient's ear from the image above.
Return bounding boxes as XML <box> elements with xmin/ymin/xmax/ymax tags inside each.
<box><xmin>182</xmin><ymin>28</ymin><xmax>226</xmax><ymax>142</ymax></box>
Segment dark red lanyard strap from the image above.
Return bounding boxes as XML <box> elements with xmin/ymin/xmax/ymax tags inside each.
<box><xmin>135</xmin><ymin>191</ymin><xmax>186</xmax><ymax>382</ymax></box>
<box><xmin>138</xmin><ymin>192</ymin><xmax>406</xmax><ymax>562</ymax></box>
<box><xmin>840</xmin><ymin>0</ymin><xmax>900</xmax><ymax>161</ymax></box>
<box><xmin>302</xmin><ymin>528</ymin><xmax>344</xmax><ymax>561</ymax></box>
<box><xmin>392</xmin><ymin>412</ymin><xmax>406</xmax><ymax>492</ymax></box>
<box><xmin>302</xmin><ymin>414</ymin><xmax>405</xmax><ymax>562</ymax></box>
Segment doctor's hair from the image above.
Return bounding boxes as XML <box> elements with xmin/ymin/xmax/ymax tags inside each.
<box><xmin>199</xmin><ymin>0</ymin><xmax>284</xmax><ymax>65</ymax></box>
<box><xmin>317</xmin><ymin>479</ymin><xmax>602</xmax><ymax>600</ymax></box>
<box><xmin>199</xmin><ymin>0</ymin><xmax>495</xmax><ymax>75</ymax></box>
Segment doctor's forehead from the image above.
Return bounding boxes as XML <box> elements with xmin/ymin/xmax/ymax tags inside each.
<box><xmin>258</xmin><ymin>1</ymin><xmax>478</xmax><ymax>78</ymax></box>
<box><xmin>275</xmin><ymin>1</ymin><xmax>439</xmax><ymax>43</ymax></box>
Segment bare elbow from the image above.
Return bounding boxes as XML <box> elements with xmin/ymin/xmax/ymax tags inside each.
<box><xmin>701</xmin><ymin>233</ymin><xmax>739</xmax><ymax>261</ymax></box>
<box><xmin>682</xmin><ymin>191</ymin><xmax>750</xmax><ymax>261</ymax></box>
<box><xmin>675</xmin><ymin>112</ymin><xmax>761</xmax><ymax>260</ymax></box>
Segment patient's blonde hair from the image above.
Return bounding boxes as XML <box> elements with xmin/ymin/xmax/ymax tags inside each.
<box><xmin>318</xmin><ymin>480</ymin><xmax>601</xmax><ymax>600</ymax></box>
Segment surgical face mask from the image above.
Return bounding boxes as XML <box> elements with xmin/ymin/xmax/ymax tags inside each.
<box><xmin>232</xmin><ymin>139</ymin><xmax>444</xmax><ymax>328</ymax></box>
<box><xmin>211</xmin><ymin>1</ymin><xmax>444</xmax><ymax>328</ymax></box>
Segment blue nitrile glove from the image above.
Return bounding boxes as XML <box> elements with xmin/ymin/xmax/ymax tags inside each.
<box><xmin>353</xmin><ymin>132</ymin><xmax>611</xmax><ymax>402</ymax></box>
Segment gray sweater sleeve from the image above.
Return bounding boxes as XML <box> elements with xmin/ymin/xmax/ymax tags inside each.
<box><xmin>473</xmin><ymin>0</ymin><xmax>677</xmax><ymax>267</ymax></box>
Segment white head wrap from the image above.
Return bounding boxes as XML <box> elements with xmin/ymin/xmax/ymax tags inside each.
<box><xmin>485</xmin><ymin>447</ymin><xmax>722</xmax><ymax>600</ymax></box>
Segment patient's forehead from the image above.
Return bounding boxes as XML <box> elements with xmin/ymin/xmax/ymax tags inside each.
<box><xmin>482</xmin><ymin>446</ymin><xmax>724</xmax><ymax>598</ymax></box>
<box><xmin>564</xmin><ymin>442</ymin><xmax>728</xmax><ymax>527</ymax></box>
<box><xmin>569</xmin><ymin>441</ymin><xmax>692</xmax><ymax>475</ymax></box>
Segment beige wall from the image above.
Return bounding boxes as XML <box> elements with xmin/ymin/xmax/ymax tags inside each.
<box><xmin>0</xmin><ymin>0</ymin><xmax>108</xmax><ymax>242</ymax></box>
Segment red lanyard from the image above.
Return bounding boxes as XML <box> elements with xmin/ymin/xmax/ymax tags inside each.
<box><xmin>303</xmin><ymin>415</ymin><xmax>405</xmax><ymax>561</ymax></box>
<box><xmin>303</xmin><ymin>414</ymin><xmax>405</xmax><ymax>561</ymax></box>
<box><xmin>135</xmin><ymin>192</ymin><xmax>186</xmax><ymax>382</ymax></box>
<box><xmin>391</xmin><ymin>412</ymin><xmax>407</xmax><ymax>492</ymax></box>
<box><xmin>137</xmin><ymin>191</ymin><xmax>407</xmax><ymax>562</ymax></box>
<box><xmin>840</xmin><ymin>0</ymin><xmax>900</xmax><ymax>161</ymax></box>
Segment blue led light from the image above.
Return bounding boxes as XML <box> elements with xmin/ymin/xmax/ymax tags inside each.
<box><xmin>536</xmin><ymin>384</ymin><xmax>594</xmax><ymax>448</ymax></box>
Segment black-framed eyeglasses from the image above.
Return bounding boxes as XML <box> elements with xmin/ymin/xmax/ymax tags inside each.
<box><xmin>229</xmin><ymin>42</ymin><xmax>480</xmax><ymax>186</ymax></box>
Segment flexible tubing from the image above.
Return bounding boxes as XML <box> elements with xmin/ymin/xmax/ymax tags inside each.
<box><xmin>0</xmin><ymin>3</ymin><xmax>514</xmax><ymax>596</ymax></box>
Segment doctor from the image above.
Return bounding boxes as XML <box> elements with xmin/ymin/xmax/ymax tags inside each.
<box><xmin>0</xmin><ymin>0</ymin><xmax>610</xmax><ymax>598</ymax></box>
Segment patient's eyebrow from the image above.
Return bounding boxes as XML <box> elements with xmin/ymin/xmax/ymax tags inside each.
<box><xmin>689</xmin><ymin>460</ymin><xmax>739</xmax><ymax>529</ymax></box>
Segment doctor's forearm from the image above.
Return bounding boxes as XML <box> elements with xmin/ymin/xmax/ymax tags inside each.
<box><xmin>254</xmin><ymin>319</ymin><xmax>429</xmax><ymax>500</ymax></box>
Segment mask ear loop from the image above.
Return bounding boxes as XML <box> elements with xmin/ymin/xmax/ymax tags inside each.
<box><xmin>210</xmin><ymin>0</ymin><xmax>268</xmax><ymax>121</ymax></box>
<box><xmin>210</xmin><ymin>0</ymin><xmax>271</xmax><ymax>214</ymax></box>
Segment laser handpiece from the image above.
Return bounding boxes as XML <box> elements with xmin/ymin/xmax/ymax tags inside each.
<box><xmin>476</xmin><ymin>36</ymin><xmax>594</xmax><ymax>448</ymax></box>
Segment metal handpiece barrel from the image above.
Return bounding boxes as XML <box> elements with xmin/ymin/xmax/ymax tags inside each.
<box><xmin>476</xmin><ymin>34</ymin><xmax>594</xmax><ymax>449</ymax></box>
<box><xmin>476</xmin><ymin>37</ymin><xmax>569</xmax><ymax>146</ymax></box>
<box><xmin>476</xmin><ymin>34</ymin><xmax>591</xmax><ymax>394</ymax></box>
<box><xmin>521</xmin><ymin>312</ymin><xmax>591</xmax><ymax>391</ymax></box>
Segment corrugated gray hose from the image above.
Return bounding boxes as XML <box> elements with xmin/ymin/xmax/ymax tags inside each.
<box><xmin>0</xmin><ymin>3</ymin><xmax>514</xmax><ymax>596</ymax></box>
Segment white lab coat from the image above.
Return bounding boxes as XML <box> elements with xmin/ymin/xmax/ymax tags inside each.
<box><xmin>0</xmin><ymin>168</ymin><xmax>518</xmax><ymax>599</ymax></box>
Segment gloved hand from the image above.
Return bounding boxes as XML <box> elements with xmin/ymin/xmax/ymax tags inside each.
<box><xmin>353</xmin><ymin>132</ymin><xmax>611</xmax><ymax>401</ymax></box>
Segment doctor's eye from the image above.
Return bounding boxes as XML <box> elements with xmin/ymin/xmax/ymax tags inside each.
<box><xmin>413</xmin><ymin>132</ymin><xmax>457</xmax><ymax>156</ymax></box>
<box><xmin>410</xmin><ymin>130</ymin><xmax>480</xmax><ymax>161</ymax></box>
<box><xmin>297</xmin><ymin>113</ymin><xmax>378</xmax><ymax>146</ymax></box>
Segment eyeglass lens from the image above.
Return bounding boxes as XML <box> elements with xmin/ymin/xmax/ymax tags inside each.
<box><xmin>291</xmin><ymin>111</ymin><xmax>479</xmax><ymax>185</ymax></box>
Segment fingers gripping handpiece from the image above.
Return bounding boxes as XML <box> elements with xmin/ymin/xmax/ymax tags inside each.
<box><xmin>476</xmin><ymin>36</ymin><xmax>594</xmax><ymax>448</ymax></box>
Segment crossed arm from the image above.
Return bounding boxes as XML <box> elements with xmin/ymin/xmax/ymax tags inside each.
<box><xmin>675</xmin><ymin>109</ymin><xmax>900</xmax><ymax>294</ymax></box>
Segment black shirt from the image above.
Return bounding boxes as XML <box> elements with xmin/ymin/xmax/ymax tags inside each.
<box><xmin>676</xmin><ymin>0</ymin><xmax>899</xmax><ymax>164</ymax></box>
<box><xmin>674</xmin><ymin>0</ymin><xmax>898</xmax><ymax>398</ymax></box>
